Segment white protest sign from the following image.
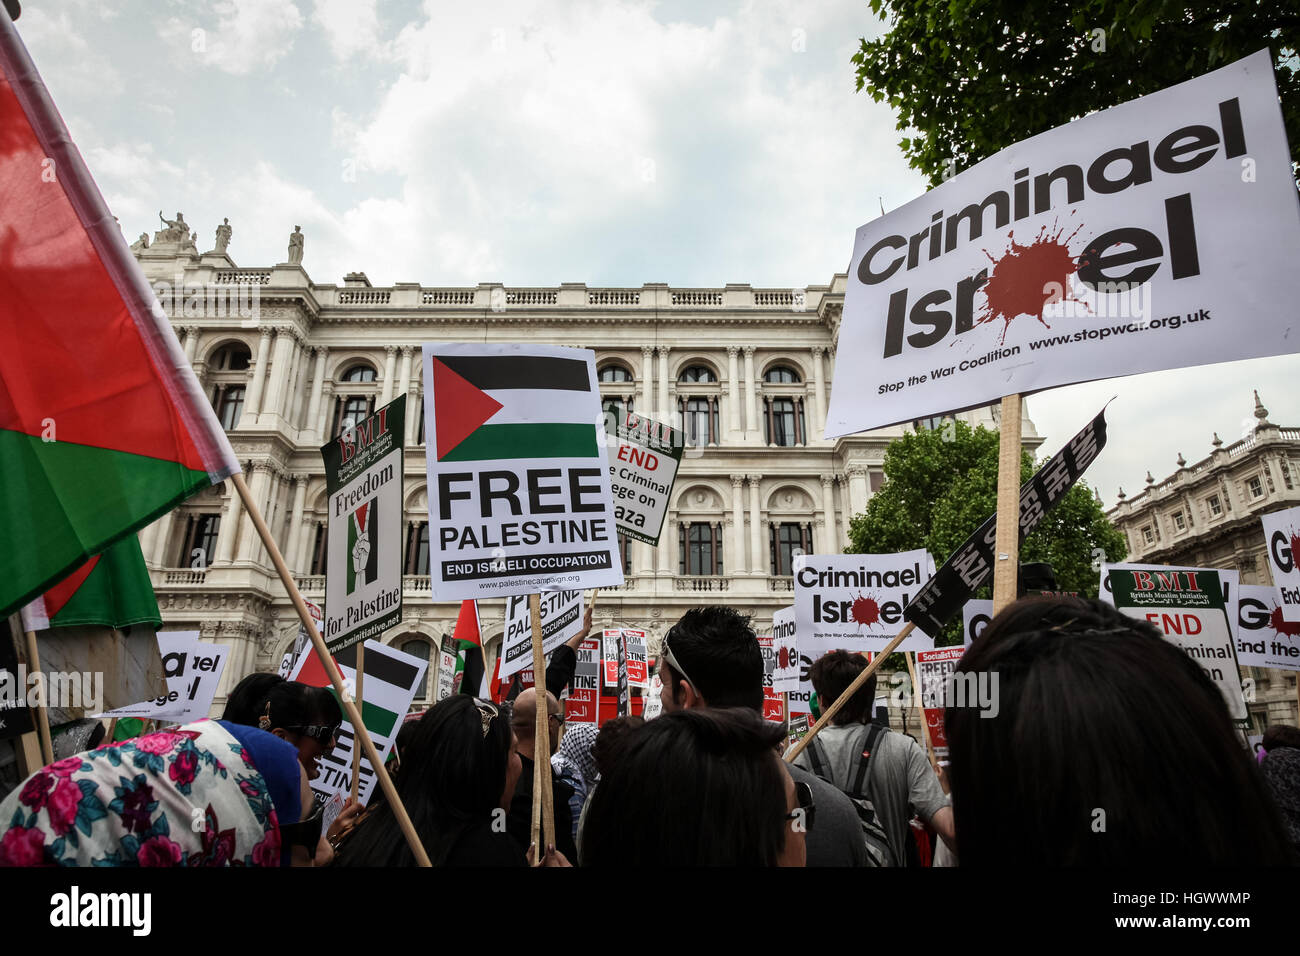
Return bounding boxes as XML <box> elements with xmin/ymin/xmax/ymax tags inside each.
<box><xmin>566</xmin><ymin>637</ymin><xmax>602</xmax><ymax>723</ymax></box>
<box><xmin>424</xmin><ymin>344</ymin><xmax>624</xmax><ymax>600</ymax></box>
<box><xmin>279</xmin><ymin>599</ymin><xmax>323</xmax><ymax>678</ymax></box>
<box><xmin>1101</xmin><ymin>562</ymin><xmax>1239</xmax><ymax>636</ymax></box>
<box><xmin>291</xmin><ymin>639</ymin><xmax>427</xmax><ymax>805</ymax></box>
<box><xmin>97</xmin><ymin>632</ymin><xmax>227</xmax><ymax>724</ymax></box>
<box><xmin>602</xmin><ymin>628</ymin><xmax>648</xmax><ymax>687</ymax></box>
<box><xmin>606</xmin><ymin>410</ymin><xmax>684</xmax><ymax>545</ymax></box>
<box><xmin>435</xmin><ymin>634</ymin><xmax>459</xmax><ymax>703</ymax></box>
<box><xmin>1260</xmin><ymin>505</ymin><xmax>1300</xmax><ymax>622</ymax></box>
<box><xmin>771</xmin><ymin>606</ymin><xmax>800</xmax><ymax>694</ymax></box>
<box><xmin>916</xmin><ymin>646</ymin><xmax>965</xmax><ymax>759</ymax></box>
<box><xmin>641</xmin><ymin>672</ymin><xmax>663</xmax><ymax>720</ymax></box>
<box><xmin>794</xmin><ymin>550</ymin><xmax>935</xmax><ymax>654</ymax></box>
<box><xmin>963</xmin><ymin>599</ymin><xmax>993</xmax><ymax>648</ymax></box>
<box><xmin>1110</xmin><ymin>567</ymin><xmax>1247</xmax><ymax>722</ymax></box>
<box><xmin>499</xmin><ymin>589</ymin><xmax>585</xmax><ymax>679</ymax></box>
<box><xmin>1236</xmin><ymin>584</ymin><xmax>1300</xmax><ymax>671</ymax></box>
<box><xmin>827</xmin><ymin>50</ymin><xmax>1300</xmax><ymax>437</ymax></box>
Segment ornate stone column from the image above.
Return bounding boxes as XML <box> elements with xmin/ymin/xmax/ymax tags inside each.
<box><xmin>819</xmin><ymin>474</ymin><xmax>837</xmax><ymax>553</ymax></box>
<box><xmin>730</xmin><ymin>474</ymin><xmax>748</xmax><ymax>574</ymax></box>
<box><xmin>811</xmin><ymin>347</ymin><xmax>827</xmax><ymax>440</ymax></box>
<box><xmin>381</xmin><ymin>345</ymin><xmax>398</xmax><ymax>404</ymax></box>
<box><xmin>305</xmin><ymin>347</ymin><xmax>328</xmax><ymax>441</ymax></box>
<box><xmin>262</xmin><ymin>328</ymin><xmax>295</xmax><ymax>425</ymax></box>
<box><xmin>242</xmin><ymin>327</ymin><xmax>274</xmax><ymax>424</ymax></box>
<box><xmin>284</xmin><ymin>475</ymin><xmax>308</xmax><ymax>572</ymax></box>
<box><xmin>747</xmin><ymin>474</ymin><xmax>763</xmax><ymax>576</ymax></box>
<box><xmin>727</xmin><ymin>346</ymin><xmax>742</xmax><ymax>440</ymax></box>
<box><xmin>656</xmin><ymin>346</ymin><xmax>670</xmax><ymax>422</ymax></box>
<box><xmin>640</xmin><ymin>346</ymin><xmax>654</xmax><ymax>416</ymax></box>
<box><xmin>238</xmin><ymin>464</ymin><xmax>271</xmax><ymax>563</ymax></box>
<box><xmin>318</xmin><ymin>381</ymin><xmax>335</xmax><ymax>438</ymax></box>
<box><xmin>216</xmin><ymin>480</ymin><xmax>244</xmax><ymax>565</ymax></box>
<box><xmin>743</xmin><ymin>347</ymin><xmax>758</xmax><ymax>440</ymax></box>
<box><xmin>151</xmin><ymin>509</ymin><xmax>177</xmax><ymax>568</ymax></box>
<box><xmin>837</xmin><ymin>474</ymin><xmax>852</xmax><ymax>548</ymax></box>
<box><xmin>847</xmin><ymin>466</ymin><xmax>869</xmax><ymax>518</ymax></box>
<box><xmin>397</xmin><ymin>346</ymin><xmax>414</xmax><ymax>401</ymax></box>
<box><xmin>183</xmin><ymin>326</ymin><xmax>201</xmax><ymax>363</ymax></box>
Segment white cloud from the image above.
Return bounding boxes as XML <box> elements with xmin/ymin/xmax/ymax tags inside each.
<box><xmin>159</xmin><ymin>0</ymin><xmax>305</xmax><ymax>75</ymax></box>
<box><xmin>312</xmin><ymin>0</ymin><xmax>385</xmax><ymax>61</ymax></box>
<box><xmin>17</xmin><ymin>8</ymin><xmax>124</xmax><ymax>97</ymax></box>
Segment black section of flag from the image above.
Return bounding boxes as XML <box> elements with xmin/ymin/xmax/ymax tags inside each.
<box><xmin>904</xmin><ymin>406</ymin><xmax>1109</xmax><ymax>637</ymax></box>
<box><xmin>335</xmin><ymin>643</ymin><xmax>421</xmax><ymax>689</ymax></box>
<box><xmin>433</xmin><ymin>354</ymin><xmax>591</xmax><ymax>391</ymax></box>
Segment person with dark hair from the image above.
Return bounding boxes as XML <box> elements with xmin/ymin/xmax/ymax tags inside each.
<box><xmin>1259</xmin><ymin>724</ymin><xmax>1300</xmax><ymax>855</ymax></box>
<box><xmin>592</xmin><ymin>715</ymin><xmax>644</xmax><ymax>779</ymax></box>
<box><xmin>224</xmin><ymin>675</ymin><xmax>341</xmax><ymax>783</ymax></box>
<box><xmin>581</xmin><ymin>707</ymin><xmax>806</xmax><ymax>866</ymax></box>
<box><xmin>333</xmin><ymin>695</ymin><xmax>526</xmax><ymax>866</ymax></box>
<box><xmin>946</xmin><ymin>596</ymin><xmax>1294</xmax><ymax>865</ymax></box>
<box><xmin>657</xmin><ymin>606</ymin><xmax>872</xmax><ymax>867</ymax></box>
<box><xmin>222</xmin><ymin>672</ymin><xmax>288</xmax><ymax>726</ymax></box>
<box><xmin>793</xmin><ymin>649</ymin><xmax>953</xmax><ymax>866</ymax></box>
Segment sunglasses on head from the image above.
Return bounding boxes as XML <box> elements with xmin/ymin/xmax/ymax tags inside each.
<box><xmin>285</xmin><ymin>724</ymin><xmax>340</xmax><ymax>747</ymax></box>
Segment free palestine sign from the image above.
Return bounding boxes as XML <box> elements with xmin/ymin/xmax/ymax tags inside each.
<box><xmin>826</xmin><ymin>50</ymin><xmax>1300</xmax><ymax>436</ymax></box>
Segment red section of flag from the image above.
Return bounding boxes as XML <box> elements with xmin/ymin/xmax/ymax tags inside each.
<box><xmin>432</xmin><ymin>357</ymin><xmax>502</xmax><ymax>461</ymax></box>
<box><xmin>294</xmin><ymin>647</ymin><xmax>336</xmax><ymax>689</ymax></box>
<box><xmin>354</xmin><ymin>502</ymin><xmax>369</xmax><ymax>529</ymax></box>
<box><xmin>42</xmin><ymin>553</ymin><xmax>100</xmax><ymax>618</ymax></box>
<box><xmin>0</xmin><ymin>72</ymin><xmax>206</xmax><ymax>472</ymax></box>
<box><xmin>453</xmin><ymin>599</ymin><xmax>482</xmax><ymax>648</ymax></box>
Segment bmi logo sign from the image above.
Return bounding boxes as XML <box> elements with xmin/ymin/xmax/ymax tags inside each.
<box><xmin>321</xmin><ymin>395</ymin><xmax>405</xmax><ymax>653</ymax></box>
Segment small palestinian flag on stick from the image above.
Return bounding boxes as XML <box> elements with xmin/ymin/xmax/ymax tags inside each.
<box><xmin>21</xmin><ymin>536</ymin><xmax>160</xmax><ymax>631</ymax></box>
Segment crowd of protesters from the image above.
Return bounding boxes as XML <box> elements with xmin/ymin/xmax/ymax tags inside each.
<box><xmin>1</xmin><ymin>597</ymin><xmax>1297</xmax><ymax>867</ymax></box>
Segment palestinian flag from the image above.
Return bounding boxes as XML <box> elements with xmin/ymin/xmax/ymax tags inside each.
<box><xmin>452</xmin><ymin>600</ymin><xmax>486</xmax><ymax>697</ymax></box>
<box><xmin>0</xmin><ymin>18</ymin><xmax>238</xmax><ymax>619</ymax></box>
<box><xmin>346</xmin><ymin>497</ymin><xmax>379</xmax><ymax>595</ymax></box>
<box><xmin>292</xmin><ymin>642</ymin><xmax>423</xmax><ymax>740</ymax></box>
<box><xmin>20</xmin><ymin>535</ymin><xmax>160</xmax><ymax>631</ymax></box>
<box><xmin>429</xmin><ymin>350</ymin><xmax>598</xmax><ymax>462</ymax></box>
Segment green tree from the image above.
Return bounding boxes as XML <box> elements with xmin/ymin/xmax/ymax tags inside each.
<box><xmin>848</xmin><ymin>419</ymin><xmax>1127</xmax><ymax>645</ymax></box>
<box><xmin>853</xmin><ymin>1</ymin><xmax>1300</xmax><ymax>187</ymax></box>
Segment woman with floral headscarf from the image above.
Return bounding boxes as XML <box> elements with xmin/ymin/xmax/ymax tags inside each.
<box><xmin>0</xmin><ymin>719</ymin><xmax>315</xmax><ymax>867</ymax></box>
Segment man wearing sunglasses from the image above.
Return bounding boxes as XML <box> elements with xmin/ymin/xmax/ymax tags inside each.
<box><xmin>657</xmin><ymin>606</ymin><xmax>875</xmax><ymax>867</ymax></box>
<box><xmin>504</xmin><ymin>687</ymin><xmax>579</xmax><ymax>863</ymax></box>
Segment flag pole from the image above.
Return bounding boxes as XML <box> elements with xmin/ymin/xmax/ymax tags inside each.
<box><xmin>786</xmin><ymin>622</ymin><xmax>915</xmax><ymax>763</ymax></box>
<box><xmin>528</xmin><ymin>593</ymin><xmax>556</xmax><ymax>861</ymax></box>
<box><xmin>350</xmin><ymin>641</ymin><xmax>364</xmax><ymax>805</ymax></box>
<box><xmin>19</xmin><ymin>625</ymin><xmax>53</xmax><ymax>765</ymax></box>
<box><xmin>992</xmin><ymin>394</ymin><xmax>1023</xmax><ymax>614</ymax></box>
<box><xmin>232</xmin><ymin>472</ymin><xmax>431</xmax><ymax>867</ymax></box>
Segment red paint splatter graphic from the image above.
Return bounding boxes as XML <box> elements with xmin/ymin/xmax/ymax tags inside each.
<box><xmin>1291</xmin><ymin>532</ymin><xmax>1300</xmax><ymax>566</ymax></box>
<box><xmin>778</xmin><ymin>646</ymin><xmax>790</xmax><ymax>669</ymax></box>
<box><xmin>979</xmin><ymin>220</ymin><xmax>1087</xmax><ymax>343</ymax></box>
<box><xmin>851</xmin><ymin>593</ymin><xmax>880</xmax><ymax>630</ymax></box>
<box><xmin>1270</xmin><ymin>606</ymin><xmax>1300</xmax><ymax>639</ymax></box>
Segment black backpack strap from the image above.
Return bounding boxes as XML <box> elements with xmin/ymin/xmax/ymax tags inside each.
<box><xmin>850</xmin><ymin>723</ymin><xmax>887</xmax><ymax>796</ymax></box>
<box><xmin>805</xmin><ymin>736</ymin><xmax>830</xmax><ymax>781</ymax></box>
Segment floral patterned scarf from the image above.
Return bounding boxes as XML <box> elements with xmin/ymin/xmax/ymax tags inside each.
<box><xmin>0</xmin><ymin>719</ymin><xmax>286</xmax><ymax>867</ymax></box>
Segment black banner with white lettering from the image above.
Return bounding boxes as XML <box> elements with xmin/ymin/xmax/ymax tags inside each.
<box><xmin>904</xmin><ymin>406</ymin><xmax>1108</xmax><ymax>636</ymax></box>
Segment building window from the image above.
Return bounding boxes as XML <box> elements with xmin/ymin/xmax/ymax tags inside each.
<box><xmin>599</xmin><ymin>364</ymin><xmax>633</xmax><ymax>383</ymax></box>
<box><xmin>770</xmin><ymin>522</ymin><xmax>812</xmax><ymax>576</ymax></box>
<box><xmin>1207</xmin><ymin>494</ymin><xmax>1222</xmax><ymax>517</ymax></box>
<box><xmin>1172</xmin><ymin>511</ymin><xmax>1186</xmax><ymax>532</ymax></box>
<box><xmin>679</xmin><ymin>522</ymin><xmax>723</xmax><ymax>575</ymax></box>
<box><xmin>417</xmin><ymin>400</ymin><xmax>425</xmax><ymax>445</ymax></box>
<box><xmin>680</xmin><ymin>396</ymin><xmax>718</xmax><ymax>446</ymax></box>
<box><xmin>763</xmin><ymin>365</ymin><xmax>801</xmax><ymax>384</ymax></box>
<box><xmin>602</xmin><ymin>396</ymin><xmax>633</xmax><ymax>425</ymax></box>
<box><xmin>678</xmin><ymin>365</ymin><xmax>717</xmax><ymax>384</ymax></box>
<box><xmin>211</xmin><ymin>344</ymin><xmax>251</xmax><ymax>371</ymax></box>
<box><xmin>342</xmin><ymin>364</ymin><xmax>376</xmax><ymax>383</ymax></box>
<box><xmin>765</xmin><ymin>397</ymin><xmax>804</xmax><ymax>446</ymax></box>
<box><xmin>401</xmin><ymin>639</ymin><xmax>432</xmax><ymax>702</ymax></box>
<box><xmin>914</xmin><ymin>415</ymin><xmax>948</xmax><ymax>432</ymax></box>
<box><xmin>404</xmin><ymin>522</ymin><xmax>430</xmax><ymax>575</ymax></box>
<box><xmin>310</xmin><ymin>523</ymin><xmax>328</xmax><ymax>575</ymax></box>
<box><xmin>332</xmin><ymin>394</ymin><xmax>375</xmax><ymax>438</ymax></box>
<box><xmin>617</xmin><ymin>533</ymin><xmax>632</xmax><ymax>574</ymax></box>
<box><xmin>212</xmin><ymin>384</ymin><xmax>245</xmax><ymax>430</ymax></box>
<box><xmin>1247</xmin><ymin>475</ymin><xmax>1264</xmax><ymax>499</ymax></box>
<box><xmin>176</xmin><ymin>513</ymin><xmax>221</xmax><ymax>568</ymax></box>
<box><xmin>1142</xmin><ymin>526</ymin><xmax>1154</xmax><ymax>545</ymax></box>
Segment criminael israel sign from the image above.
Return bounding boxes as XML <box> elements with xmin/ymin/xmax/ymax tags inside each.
<box><xmin>826</xmin><ymin>50</ymin><xmax>1300</xmax><ymax>436</ymax></box>
<box><xmin>423</xmin><ymin>344</ymin><xmax>624</xmax><ymax>601</ymax></box>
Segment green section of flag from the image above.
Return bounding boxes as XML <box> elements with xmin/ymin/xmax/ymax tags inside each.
<box><xmin>47</xmin><ymin>536</ymin><xmax>161</xmax><ymax>629</ymax></box>
<box><xmin>347</xmin><ymin>510</ymin><xmax>358</xmax><ymax>594</ymax></box>
<box><xmin>440</xmin><ymin>422</ymin><xmax>598</xmax><ymax>462</ymax></box>
<box><xmin>325</xmin><ymin>687</ymin><xmax>399</xmax><ymax>738</ymax></box>
<box><xmin>0</xmin><ymin>428</ymin><xmax>210</xmax><ymax>619</ymax></box>
<box><xmin>112</xmin><ymin>717</ymin><xmax>145</xmax><ymax>742</ymax></box>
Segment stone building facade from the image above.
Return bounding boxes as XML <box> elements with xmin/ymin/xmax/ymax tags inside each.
<box><xmin>1106</xmin><ymin>392</ymin><xmax>1300</xmax><ymax>730</ymax></box>
<box><xmin>129</xmin><ymin>220</ymin><xmax>1042</xmax><ymax>712</ymax></box>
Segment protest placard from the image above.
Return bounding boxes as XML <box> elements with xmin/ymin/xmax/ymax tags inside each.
<box><xmin>279</xmin><ymin>599</ymin><xmax>323</xmax><ymax>678</ymax></box>
<box><xmin>825</xmin><ymin>50</ymin><xmax>1300</xmax><ymax>437</ymax></box>
<box><xmin>602</xmin><ymin>628</ymin><xmax>647</xmax><ymax>687</ymax></box>
<box><xmin>423</xmin><ymin>344</ymin><xmax>624</xmax><ymax>600</ymax></box>
<box><xmin>566</xmin><ymin>637</ymin><xmax>602</xmax><ymax>723</ymax></box>
<box><xmin>435</xmin><ymin>634</ymin><xmax>459</xmax><ymax>702</ymax></box>
<box><xmin>916</xmin><ymin>646</ymin><xmax>965</xmax><ymax>759</ymax></box>
<box><xmin>642</xmin><ymin>672</ymin><xmax>663</xmax><ymax>720</ymax></box>
<box><xmin>499</xmin><ymin>589</ymin><xmax>584</xmax><ymax>679</ymax></box>
<box><xmin>1110</xmin><ymin>567</ymin><xmax>1247</xmax><ymax>722</ymax></box>
<box><xmin>291</xmin><ymin>638</ymin><xmax>427</xmax><ymax>805</ymax></box>
<box><xmin>1260</xmin><ymin>505</ymin><xmax>1300</xmax><ymax>622</ymax></box>
<box><xmin>97</xmin><ymin>631</ymin><xmax>227</xmax><ymax>724</ymax></box>
<box><xmin>962</xmin><ymin>599</ymin><xmax>993</xmax><ymax>648</ymax></box>
<box><xmin>606</xmin><ymin>409</ymin><xmax>684</xmax><ymax>545</ymax></box>
<box><xmin>1101</xmin><ymin>562</ymin><xmax>1239</xmax><ymax>636</ymax></box>
<box><xmin>321</xmin><ymin>396</ymin><xmax>405</xmax><ymax>652</ymax></box>
<box><xmin>757</xmin><ymin>633</ymin><xmax>786</xmax><ymax>723</ymax></box>
<box><xmin>795</xmin><ymin>550</ymin><xmax>935</xmax><ymax>654</ymax></box>
<box><xmin>1236</xmin><ymin>584</ymin><xmax>1300</xmax><ymax>671</ymax></box>
<box><xmin>771</xmin><ymin>606</ymin><xmax>800</xmax><ymax>694</ymax></box>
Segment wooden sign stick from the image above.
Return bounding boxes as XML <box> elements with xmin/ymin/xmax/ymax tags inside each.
<box><xmin>992</xmin><ymin>394</ymin><xmax>1023</xmax><ymax>614</ymax></box>
<box><xmin>350</xmin><ymin>641</ymin><xmax>364</xmax><ymax>806</ymax></box>
<box><xmin>528</xmin><ymin>592</ymin><xmax>556</xmax><ymax>861</ymax></box>
<box><xmin>904</xmin><ymin>652</ymin><xmax>939</xmax><ymax>770</ymax></box>
<box><xmin>233</xmin><ymin>472</ymin><xmax>431</xmax><ymax>866</ymax></box>
<box><xmin>786</xmin><ymin>621</ymin><xmax>915</xmax><ymax>763</ymax></box>
<box><xmin>22</xmin><ymin>628</ymin><xmax>53</xmax><ymax>765</ymax></box>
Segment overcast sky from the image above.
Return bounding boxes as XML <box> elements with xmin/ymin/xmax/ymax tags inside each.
<box><xmin>17</xmin><ymin>0</ymin><xmax>1298</xmax><ymax>507</ymax></box>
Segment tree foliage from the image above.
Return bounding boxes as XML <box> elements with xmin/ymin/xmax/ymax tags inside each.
<box><xmin>854</xmin><ymin>0</ymin><xmax>1300</xmax><ymax>188</ymax></box>
<box><xmin>847</xmin><ymin>420</ymin><xmax>1128</xmax><ymax>644</ymax></box>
